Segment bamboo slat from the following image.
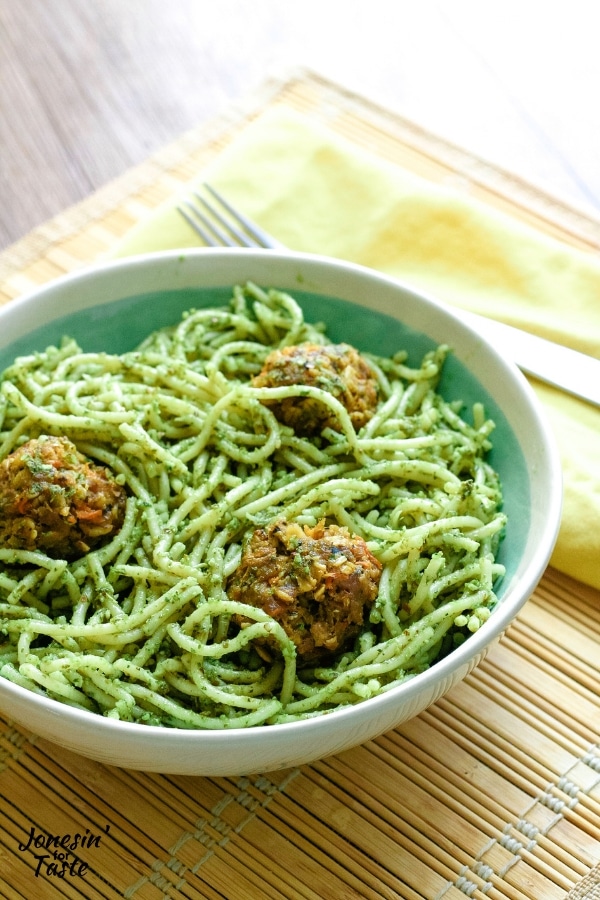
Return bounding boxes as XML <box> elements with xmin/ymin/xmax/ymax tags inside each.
<box><xmin>0</xmin><ymin>69</ymin><xmax>598</xmax><ymax>900</ymax></box>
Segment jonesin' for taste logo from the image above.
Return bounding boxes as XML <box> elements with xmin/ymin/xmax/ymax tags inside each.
<box><xmin>19</xmin><ymin>824</ymin><xmax>110</xmax><ymax>879</ymax></box>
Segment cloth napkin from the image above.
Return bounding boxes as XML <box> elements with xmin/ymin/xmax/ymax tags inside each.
<box><xmin>112</xmin><ymin>107</ymin><xmax>600</xmax><ymax>590</ymax></box>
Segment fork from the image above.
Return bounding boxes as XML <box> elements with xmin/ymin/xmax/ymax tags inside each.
<box><xmin>177</xmin><ymin>184</ymin><xmax>600</xmax><ymax>408</ymax></box>
<box><xmin>178</xmin><ymin>183</ymin><xmax>285</xmax><ymax>250</ymax></box>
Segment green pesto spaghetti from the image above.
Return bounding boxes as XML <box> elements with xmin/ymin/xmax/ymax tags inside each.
<box><xmin>0</xmin><ymin>283</ymin><xmax>506</xmax><ymax>728</ymax></box>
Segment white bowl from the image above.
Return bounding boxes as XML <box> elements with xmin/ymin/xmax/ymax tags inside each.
<box><xmin>0</xmin><ymin>249</ymin><xmax>561</xmax><ymax>774</ymax></box>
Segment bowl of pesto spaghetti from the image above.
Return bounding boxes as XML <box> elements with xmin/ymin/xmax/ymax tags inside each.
<box><xmin>0</xmin><ymin>249</ymin><xmax>561</xmax><ymax>774</ymax></box>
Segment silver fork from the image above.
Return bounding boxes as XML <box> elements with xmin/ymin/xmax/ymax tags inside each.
<box><xmin>177</xmin><ymin>184</ymin><xmax>600</xmax><ymax>408</ymax></box>
<box><xmin>178</xmin><ymin>183</ymin><xmax>284</xmax><ymax>249</ymax></box>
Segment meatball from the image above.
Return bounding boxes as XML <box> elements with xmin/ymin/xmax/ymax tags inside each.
<box><xmin>252</xmin><ymin>342</ymin><xmax>378</xmax><ymax>435</ymax></box>
<box><xmin>227</xmin><ymin>519</ymin><xmax>382</xmax><ymax>664</ymax></box>
<box><xmin>0</xmin><ymin>435</ymin><xmax>127</xmax><ymax>559</ymax></box>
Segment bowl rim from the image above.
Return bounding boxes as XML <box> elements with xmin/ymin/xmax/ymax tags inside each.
<box><xmin>0</xmin><ymin>247</ymin><xmax>563</xmax><ymax>747</ymax></box>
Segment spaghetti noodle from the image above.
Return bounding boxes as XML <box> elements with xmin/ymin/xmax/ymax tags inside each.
<box><xmin>0</xmin><ymin>283</ymin><xmax>505</xmax><ymax>727</ymax></box>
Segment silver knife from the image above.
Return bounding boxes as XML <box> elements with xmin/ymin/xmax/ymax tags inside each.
<box><xmin>461</xmin><ymin>311</ymin><xmax>600</xmax><ymax>408</ymax></box>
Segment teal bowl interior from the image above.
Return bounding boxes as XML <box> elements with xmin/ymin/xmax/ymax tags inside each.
<box><xmin>0</xmin><ymin>284</ymin><xmax>529</xmax><ymax>600</ymax></box>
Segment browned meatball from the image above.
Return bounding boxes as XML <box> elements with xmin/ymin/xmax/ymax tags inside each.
<box><xmin>252</xmin><ymin>342</ymin><xmax>378</xmax><ymax>435</ymax></box>
<box><xmin>227</xmin><ymin>519</ymin><xmax>382</xmax><ymax>664</ymax></box>
<box><xmin>0</xmin><ymin>435</ymin><xmax>127</xmax><ymax>559</ymax></box>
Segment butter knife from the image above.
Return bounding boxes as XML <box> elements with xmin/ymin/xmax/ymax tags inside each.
<box><xmin>462</xmin><ymin>311</ymin><xmax>600</xmax><ymax>409</ymax></box>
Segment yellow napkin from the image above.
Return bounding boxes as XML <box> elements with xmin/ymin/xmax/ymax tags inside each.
<box><xmin>112</xmin><ymin>107</ymin><xmax>600</xmax><ymax>590</ymax></box>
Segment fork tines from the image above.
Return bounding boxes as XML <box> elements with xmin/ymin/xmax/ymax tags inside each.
<box><xmin>177</xmin><ymin>183</ymin><xmax>281</xmax><ymax>249</ymax></box>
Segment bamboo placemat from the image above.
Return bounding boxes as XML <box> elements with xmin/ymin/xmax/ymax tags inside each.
<box><xmin>0</xmin><ymin>68</ymin><xmax>599</xmax><ymax>900</ymax></box>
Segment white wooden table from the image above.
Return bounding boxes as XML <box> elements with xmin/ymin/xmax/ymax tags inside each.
<box><xmin>2</xmin><ymin>0</ymin><xmax>599</xmax><ymax>250</ymax></box>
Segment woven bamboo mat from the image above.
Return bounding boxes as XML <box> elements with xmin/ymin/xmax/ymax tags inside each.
<box><xmin>0</xmin><ymin>68</ymin><xmax>599</xmax><ymax>900</ymax></box>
